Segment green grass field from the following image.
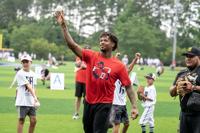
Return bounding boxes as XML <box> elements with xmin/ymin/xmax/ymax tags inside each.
<box><xmin>0</xmin><ymin>61</ymin><xmax>181</xmax><ymax>133</ymax></box>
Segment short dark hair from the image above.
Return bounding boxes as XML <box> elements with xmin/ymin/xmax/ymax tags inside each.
<box><xmin>100</xmin><ymin>32</ymin><xmax>118</xmax><ymax>51</ymax></box>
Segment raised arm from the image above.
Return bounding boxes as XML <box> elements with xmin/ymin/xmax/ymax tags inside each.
<box><xmin>128</xmin><ymin>53</ymin><xmax>141</xmax><ymax>74</ymax></box>
<box><xmin>55</xmin><ymin>11</ymin><xmax>82</xmax><ymax>58</ymax></box>
<box><xmin>115</xmin><ymin>52</ymin><xmax>121</xmax><ymax>59</ymax></box>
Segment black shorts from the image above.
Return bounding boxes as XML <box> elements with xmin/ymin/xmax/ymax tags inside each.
<box><xmin>83</xmin><ymin>101</ymin><xmax>112</xmax><ymax>133</ymax></box>
<box><xmin>17</xmin><ymin>106</ymin><xmax>36</xmax><ymax>119</ymax></box>
<box><xmin>75</xmin><ymin>82</ymin><xmax>85</xmax><ymax>97</ymax></box>
<box><xmin>109</xmin><ymin>105</ymin><xmax>129</xmax><ymax>124</ymax></box>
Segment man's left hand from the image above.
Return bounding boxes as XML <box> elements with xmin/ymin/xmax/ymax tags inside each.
<box><xmin>184</xmin><ymin>82</ymin><xmax>194</xmax><ymax>92</ymax></box>
<box><xmin>131</xmin><ymin>107</ymin><xmax>139</xmax><ymax>120</ymax></box>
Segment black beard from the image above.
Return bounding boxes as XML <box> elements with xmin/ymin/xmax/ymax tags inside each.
<box><xmin>187</xmin><ymin>65</ymin><xmax>197</xmax><ymax>71</ymax></box>
<box><xmin>100</xmin><ymin>49</ymin><xmax>106</xmax><ymax>53</ymax></box>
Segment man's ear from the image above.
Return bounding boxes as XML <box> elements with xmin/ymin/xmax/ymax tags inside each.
<box><xmin>198</xmin><ymin>56</ymin><xmax>200</xmax><ymax>62</ymax></box>
<box><xmin>111</xmin><ymin>42</ymin><xmax>115</xmax><ymax>49</ymax></box>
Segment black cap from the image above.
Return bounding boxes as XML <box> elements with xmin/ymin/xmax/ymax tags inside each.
<box><xmin>182</xmin><ymin>47</ymin><xmax>200</xmax><ymax>56</ymax></box>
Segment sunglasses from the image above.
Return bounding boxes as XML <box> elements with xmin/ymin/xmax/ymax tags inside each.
<box><xmin>185</xmin><ymin>54</ymin><xmax>195</xmax><ymax>58</ymax></box>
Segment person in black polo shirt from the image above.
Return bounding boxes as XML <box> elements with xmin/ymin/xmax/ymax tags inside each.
<box><xmin>170</xmin><ymin>47</ymin><xmax>200</xmax><ymax>133</ymax></box>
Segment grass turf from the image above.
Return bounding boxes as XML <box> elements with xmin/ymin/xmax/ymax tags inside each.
<box><xmin>0</xmin><ymin>61</ymin><xmax>180</xmax><ymax>133</ymax></box>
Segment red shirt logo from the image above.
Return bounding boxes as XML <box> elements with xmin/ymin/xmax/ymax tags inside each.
<box><xmin>92</xmin><ymin>61</ymin><xmax>111</xmax><ymax>80</ymax></box>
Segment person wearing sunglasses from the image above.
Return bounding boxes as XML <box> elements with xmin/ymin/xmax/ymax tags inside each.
<box><xmin>170</xmin><ymin>47</ymin><xmax>200</xmax><ymax>133</ymax></box>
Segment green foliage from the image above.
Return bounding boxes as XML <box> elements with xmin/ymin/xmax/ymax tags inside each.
<box><xmin>160</xmin><ymin>46</ymin><xmax>186</xmax><ymax>66</ymax></box>
<box><xmin>85</xmin><ymin>31</ymin><xmax>101</xmax><ymax>46</ymax></box>
<box><xmin>0</xmin><ymin>0</ymin><xmax>34</xmax><ymax>28</ymax></box>
<box><xmin>30</xmin><ymin>38</ymin><xmax>65</xmax><ymax>60</ymax></box>
<box><xmin>10</xmin><ymin>23</ymin><xmax>42</xmax><ymax>53</ymax></box>
<box><xmin>114</xmin><ymin>14</ymin><xmax>171</xmax><ymax>62</ymax></box>
<box><xmin>178</xmin><ymin>32</ymin><xmax>200</xmax><ymax>48</ymax></box>
<box><xmin>9</xmin><ymin>18</ymin><xmax>82</xmax><ymax>60</ymax></box>
<box><xmin>0</xmin><ymin>0</ymin><xmax>199</xmax><ymax>64</ymax></box>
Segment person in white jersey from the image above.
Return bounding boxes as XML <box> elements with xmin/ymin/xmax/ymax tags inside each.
<box><xmin>138</xmin><ymin>73</ymin><xmax>157</xmax><ymax>133</ymax></box>
<box><xmin>15</xmin><ymin>55</ymin><xmax>40</xmax><ymax>133</ymax></box>
<box><xmin>122</xmin><ymin>54</ymin><xmax>129</xmax><ymax>66</ymax></box>
<box><xmin>110</xmin><ymin>52</ymin><xmax>141</xmax><ymax>133</ymax></box>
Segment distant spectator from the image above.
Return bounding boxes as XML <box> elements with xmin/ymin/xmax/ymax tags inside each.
<box><xmin>41</xmin><ymin>67</ymin><xmax>50</xmax><ymax>85</ymax></box>
<box><xmin>122</xmin><ymin>54</ymin><xmax>129</xmax><ymax>66</ymax></box>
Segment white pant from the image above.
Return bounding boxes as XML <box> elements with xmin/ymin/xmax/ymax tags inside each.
<box><xmin>139</xmin><ymin>106</ymin><xmax>155</xmax><ymax>127</ymax></box>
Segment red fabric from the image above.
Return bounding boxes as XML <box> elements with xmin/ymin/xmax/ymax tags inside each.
<box><xmin>82</xmin><ymin>49</ymin><xmax>131</xmax><ymax>104</ymax></box>
<box><xmin>75</xmin><ymin>57</ymin><xmax>86</xmax><ymax>83</ymax></box>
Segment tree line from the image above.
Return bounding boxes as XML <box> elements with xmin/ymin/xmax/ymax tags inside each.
<box><xmin>0</xmin><ymin>0</ymin><xmax>199</xmax><ymax>65</ymax></box>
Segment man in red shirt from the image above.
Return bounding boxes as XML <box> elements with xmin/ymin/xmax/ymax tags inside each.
<box><xmin>55</xmin><ymin>11</ymin><xmax>138</xmax><ymax>133</ymax></box>
<box><xmin>73</xmin><ymin>45</ymin><xmax>90</xmax><ymax>120</ymax></box>
<box><xmin>73</xmin><ymin>56</ymin><xmax>87</xmax><ymax>120</ymax></box>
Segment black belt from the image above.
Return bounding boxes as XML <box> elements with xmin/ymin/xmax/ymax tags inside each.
<box><xmin>182</xmin><ymin>109</ymin><xmax>200</xmax><ymax>115</ymax></box>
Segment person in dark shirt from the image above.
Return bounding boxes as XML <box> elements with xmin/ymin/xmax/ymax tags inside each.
<box><xmin>170</xmin><ymin>47</ymin><xmax>200</xmax><ymax>133</ymax></box>
<box><xmin>41</xmin><ymin>68</ymin><xmax>50</xmax><ymax>85</ymax></box>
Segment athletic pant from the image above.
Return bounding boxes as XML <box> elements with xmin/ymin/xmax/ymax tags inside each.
<box><xmin>180</xmin><ymin>112</ymin><xmax>200</xmax><ymax>133</ymax></box>
<box><xmin>83</xmin><ymin>101</ymin><xmax>112</xmax><ymax>133</ymax></box>
<box><xmin>139</xmin><ymin>106</ymin><xmax>155</xmax><ymax>127</ymax></box>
